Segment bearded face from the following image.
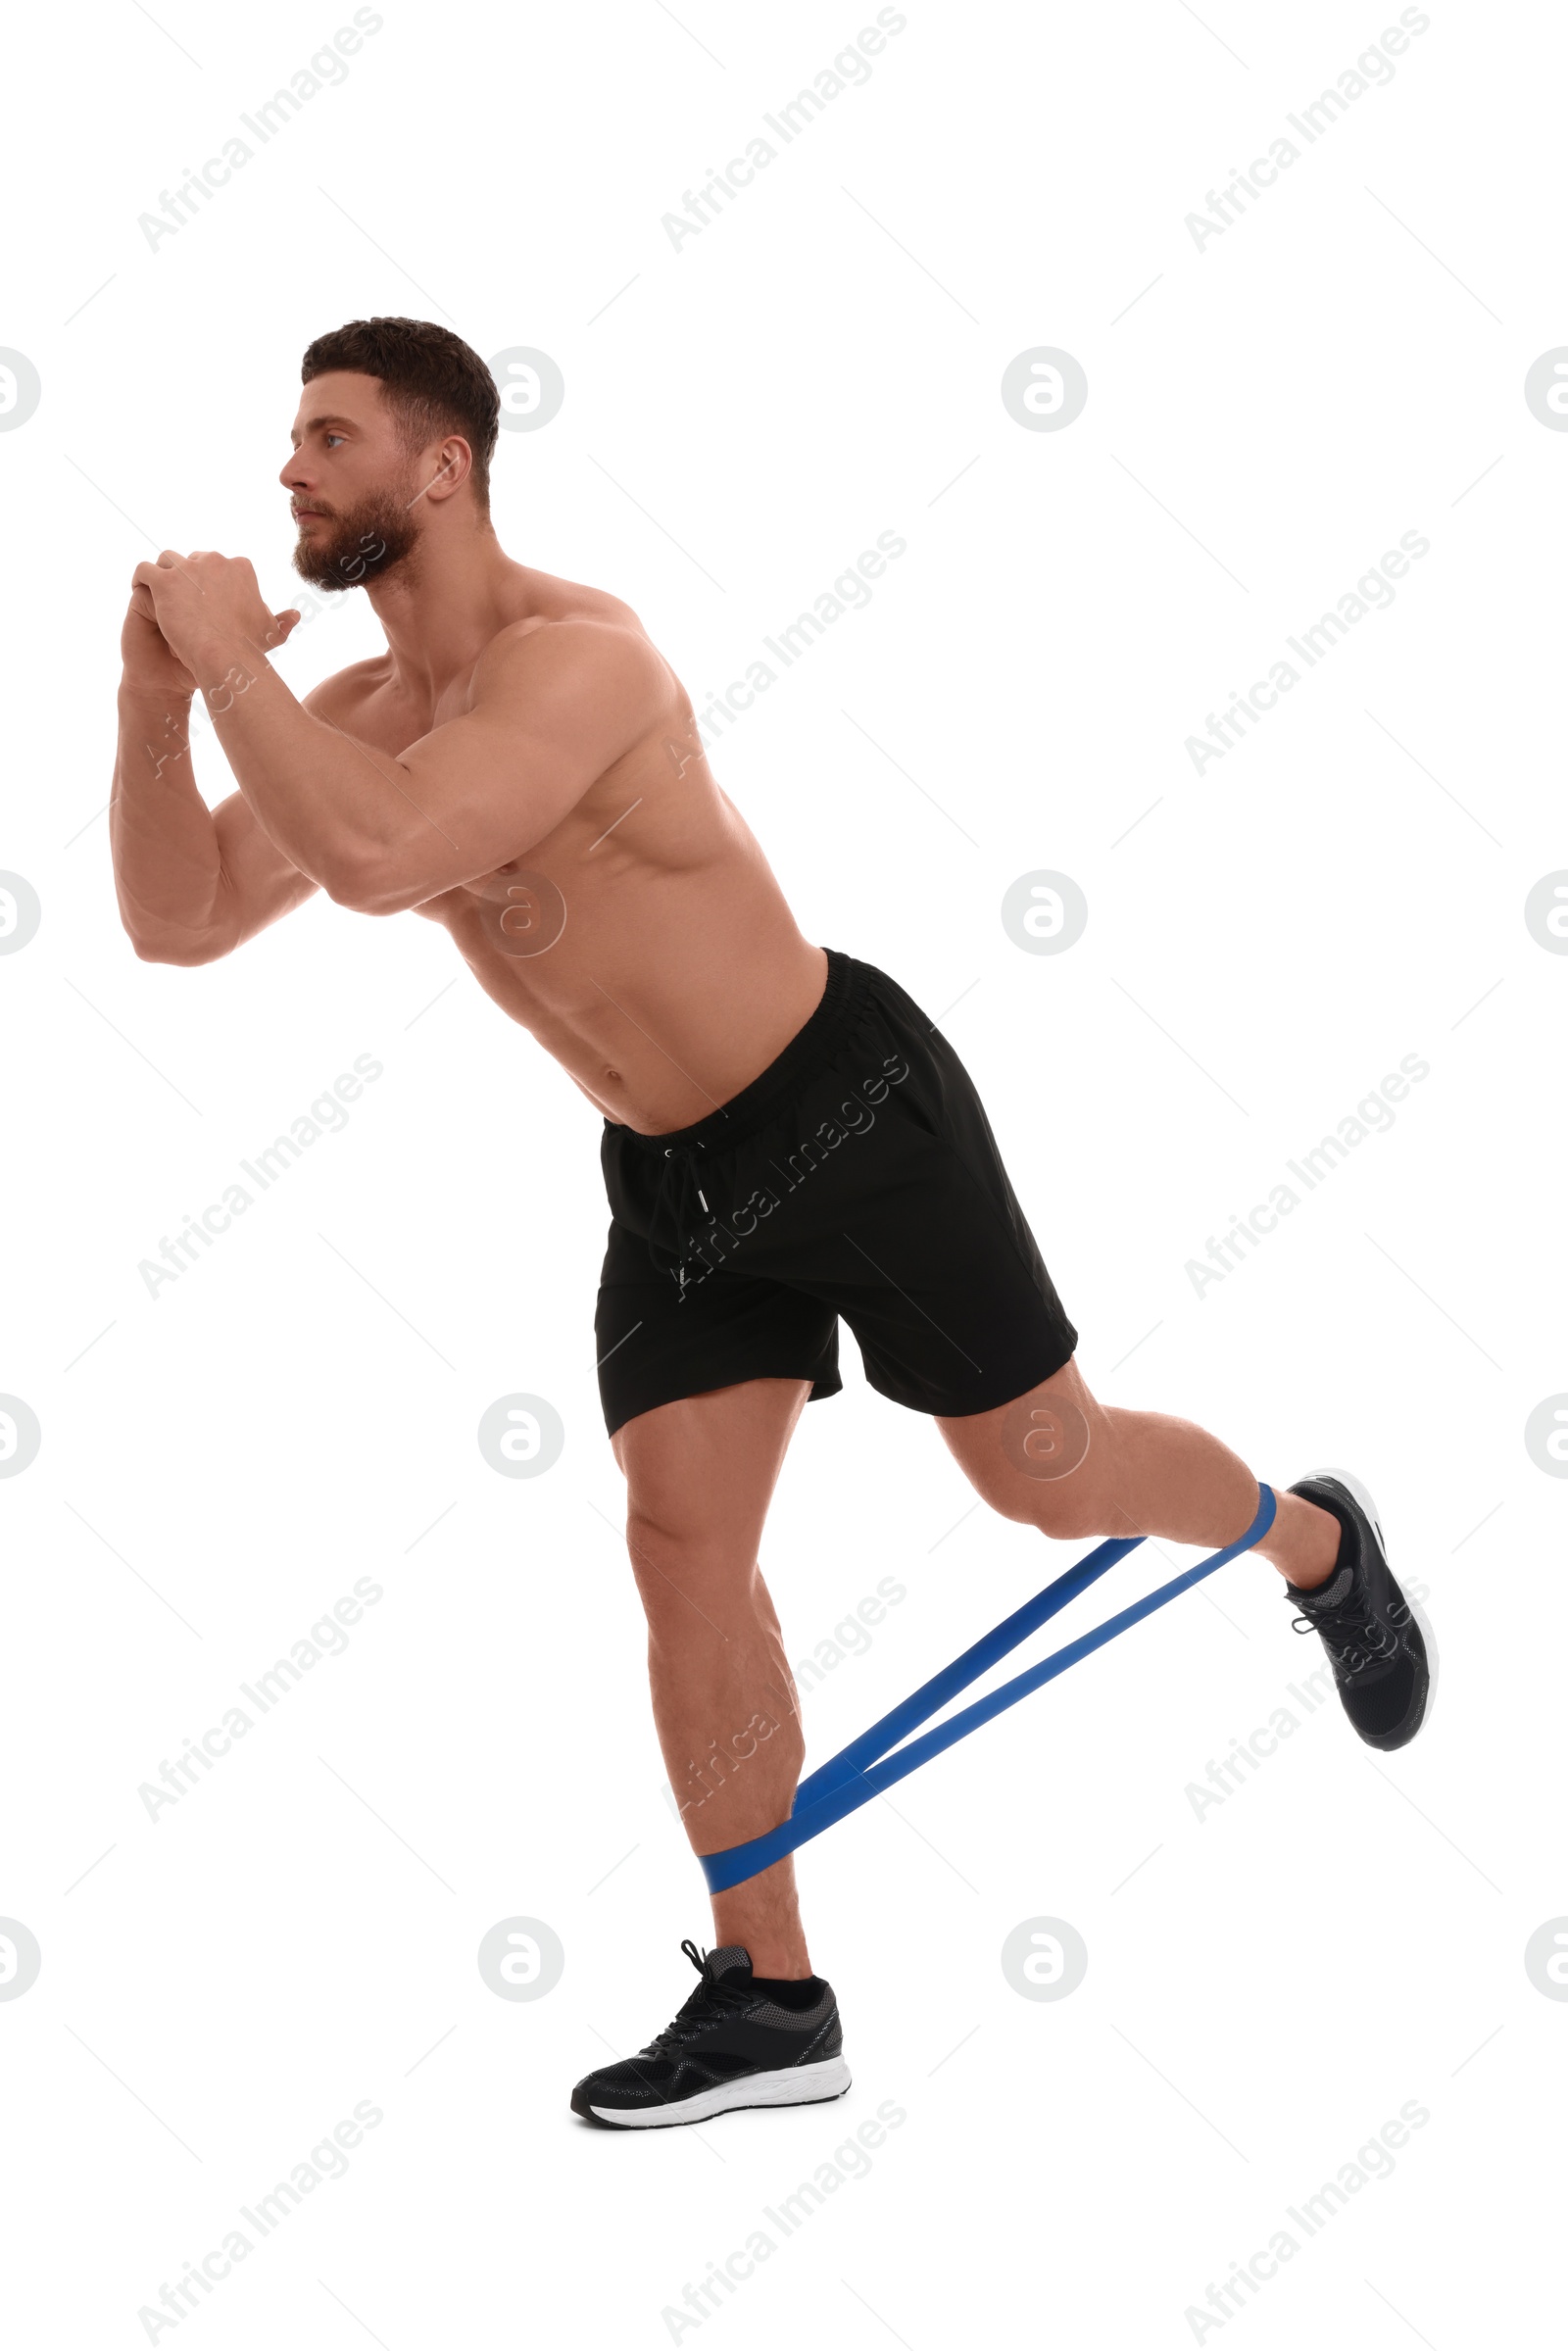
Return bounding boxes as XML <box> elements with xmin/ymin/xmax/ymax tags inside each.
<box><xmin>290</xmin><ymin>478</ymin><xmax>422</xmax><ymax>591</ymax></box>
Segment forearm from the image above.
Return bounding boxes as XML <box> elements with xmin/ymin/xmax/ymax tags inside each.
<box><xmin>192</xmin><ymin>634</ymin><xmax>408</xmax><ymax>898</ymax></box>
<box><xmin>111</xmin><ymin>680</ymin><xmax>227</xmax><ymax>955</ymax></box>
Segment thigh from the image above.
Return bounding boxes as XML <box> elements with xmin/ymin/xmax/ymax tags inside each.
<box><xmin>935</xmin><ymin>1354</ymin><xmax>1120</xmax><ymax>1534</ymax></box>
<box><xmin>612</xmin><ymin>1375</ymin><xmax>813</xmax><ymax>1560</ymax></box>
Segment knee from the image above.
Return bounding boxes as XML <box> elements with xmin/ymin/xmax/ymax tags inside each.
<box><xmin>949</xmin><ymin>1379</ymin><xmax>1124</xmax><ymax>1543</ymax></box>
<box><xmin>989</xmin><ymin>1467</ymin><xmax>1114</xmax><ymax>1543</ymax></box>
<box><xmin>622</xmin><ymin>1504</ymin><xmax>735</xmax><ymax>1618</ymax></box>
<box><xmin>960</xmin><ymin>1428</ymin><xmax>1123</xmax><ymax>1543</ymax></box>
<box><xmin>624</xmin><ymin>1502</ymin><xmax>694</xmax><ymax>1581</ymax></box>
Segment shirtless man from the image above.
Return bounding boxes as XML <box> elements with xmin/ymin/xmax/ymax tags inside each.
<box><xmin>111</xmin><ymin>317</ymin><xmax>1431</xmax><ymax>2131</ymax></box>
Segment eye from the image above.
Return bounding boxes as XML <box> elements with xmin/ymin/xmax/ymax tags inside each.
<box><xmin>324</xmin><ymin>432</ymin><xmax>346</xmax><ymax>448</ymax></box>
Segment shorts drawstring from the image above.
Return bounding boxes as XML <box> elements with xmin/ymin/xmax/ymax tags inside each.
<box><xmin>607</xmin><ymin>950</ymin><xmax>866</xmax><ymax>1279</ymax></box>
<box><xmin>647</xmin><ymin>1140</ymin><xmax>710</xmax><ymax>1272</ymax></box>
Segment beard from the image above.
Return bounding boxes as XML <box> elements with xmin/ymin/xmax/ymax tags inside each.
<box><xmin>290</xmin><ymin>484</ymin><xmax>421</xmax><ymax>592</ymax></box>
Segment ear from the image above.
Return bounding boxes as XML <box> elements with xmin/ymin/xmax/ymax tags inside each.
<box><xmin>416</xmin><ymin>437</ymin><xmax>472</xmax><ymax>505</ymax></box>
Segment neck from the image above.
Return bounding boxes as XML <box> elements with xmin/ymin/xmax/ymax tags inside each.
<box><xmin>362</xmin><ymin>513</ymin><xmax>523</xmax><ymax>705</ymax></box>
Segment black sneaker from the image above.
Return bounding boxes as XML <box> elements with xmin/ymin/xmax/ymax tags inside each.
<box><xmin>1284</xmin><ymin>1469</ymin><xmax>1434</xmax><ymax>1751</ymax></box>
<box><xmin>570</xmin><ymin>1939</ymin><xmax>851</xmax><ymax>2131</ymax></box>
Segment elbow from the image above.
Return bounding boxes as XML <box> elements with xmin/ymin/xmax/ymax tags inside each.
<box><xmin>319</xmin><ymin>844</ymin><xmax>381</xmax><ymax>912</ymax></box>
<box><xmin>124</xmin><ymin>917</ymin><xmax>229</xmax><ymax>966</ymax></box>
<box><xmin>130</xmin><ymin>933</ymin><xmax>222</xmax><ymax>966</ymax></box>
<box><xmin>322</xmin><ymin>857</ymin><xmax>417</xmax><ymax>917</ymax></box>
<box><xmin>322</xmin><ymin>871</ymin><xmax>374</xmax><ymax>913</ymax></box>
<box><xmin>117</xmin><ymin>885</ymin><xmax>227</xmax><ymax>964</ymax></box>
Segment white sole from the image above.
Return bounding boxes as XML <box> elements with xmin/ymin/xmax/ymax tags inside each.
<box><xmin>1307</xmin><ymin>1462</ymin><xmax>1439</xmax><ymax>1736</ymax></box>
<box><xmin>590</xmin><ymin>2054</ymin><xmax>852</xmax><ymax>2130</ymax></box>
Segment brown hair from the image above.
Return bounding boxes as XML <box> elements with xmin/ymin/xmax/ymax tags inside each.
<box><xmin>301</xmin><ymin>317</ymin><xmax>500</xmax><ymax>511</ymax></box>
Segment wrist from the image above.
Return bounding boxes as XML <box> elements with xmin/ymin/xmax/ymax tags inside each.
<box><xmin>191</xmin><ymin>635</ymin><xmax>270</xmax><ymax>706</ymax></box>
<box><xmin>120</xmin><ymin>669</ymin><xmax>193</xmax><ymax>708</ymax></box>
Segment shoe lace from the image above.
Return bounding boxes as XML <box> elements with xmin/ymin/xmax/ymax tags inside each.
<box><xmin>643</xmin><ymin>1938</ymin><xmax>753</xmax><ymax>2058</ymax></box>
<box><xmin>1291</xmin><ymin>1578</ymin><xmax>1400</xmax><ymax>1676</ymax></box>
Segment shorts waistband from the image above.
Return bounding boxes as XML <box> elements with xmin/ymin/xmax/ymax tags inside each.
<box><xmin>608</xmin><ymin>948</ymin><xmax>873</xmax><ymax>1159</ymax></box>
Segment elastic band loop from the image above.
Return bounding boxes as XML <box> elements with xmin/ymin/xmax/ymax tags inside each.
<box><xmin>700</xmin><ymin>1482</ymin><xmax>1277</xmax><ymax>1893</ymax></box>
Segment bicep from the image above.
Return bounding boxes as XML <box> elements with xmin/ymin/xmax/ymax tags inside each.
<box><xmin>209</xmin><ymin>791</ymin><xmax>319</xmax><ymax>951</ymax></box>
<box><xmin>351</xmin><ymin>623</ymin><xmax>667</xmax><ymax>914</ymax></box>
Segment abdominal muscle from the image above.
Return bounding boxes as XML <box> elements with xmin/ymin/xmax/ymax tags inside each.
<box><xmin>412</xmin><ymin>751</ymin><xmax>829</xmax><ymax>1135</ymax></box>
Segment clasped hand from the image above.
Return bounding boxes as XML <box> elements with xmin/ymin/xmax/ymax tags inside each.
<box><xmin>129</xmin><ymin>551</ymin><xmax>301</xmax><ymax>695</ymax></box>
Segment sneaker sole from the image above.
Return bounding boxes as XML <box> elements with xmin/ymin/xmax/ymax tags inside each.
<box><xmin>584</xmin><ymin>2054</ymin><xmax>853</xmax><ymax>2131</ymax></box>
<box><xmin>1307</xmin><ymin>1463</ymin><xmax>1439</xmax><ymax>1739</ymax></box>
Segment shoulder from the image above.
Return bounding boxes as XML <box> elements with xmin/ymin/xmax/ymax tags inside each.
<box><xmin>474</xmin><ymin>613</ymin><xmax>671</xmax><ymax>715</ymax></box>
<box><xmin>300</xmin><ymin>653</ymin><xmax>393</xmax><ymax>725</ymax></box>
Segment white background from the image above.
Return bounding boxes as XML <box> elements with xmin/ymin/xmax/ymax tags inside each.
<box><xmin>2</xmin><ymin>1</ymin><xmax>1563</xmax><ymax>2343</ymax></box>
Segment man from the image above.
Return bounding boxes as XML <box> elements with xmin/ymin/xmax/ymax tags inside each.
<box><xmin>112</xmin><ymin>317</ymin><xmax>1432</xmax><ymax>2132</ymax></box>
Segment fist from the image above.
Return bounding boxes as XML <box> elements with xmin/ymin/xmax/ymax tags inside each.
<box><xmin>128</xmin><ymin>550</ymin><xmax>301</xmax><ymax>677</ymax></box>
<box><xmin>121</xmin><ymin>587</ymin><xmax>199</xmax><ymax>695</ymax></box>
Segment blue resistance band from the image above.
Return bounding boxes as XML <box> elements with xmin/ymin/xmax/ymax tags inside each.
<box><xmin>701</xmin><ymin>1482</ymin><xmax>1278</xmax><ymax>1893</ymax></box>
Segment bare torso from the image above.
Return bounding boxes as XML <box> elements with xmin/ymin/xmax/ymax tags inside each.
<box><xmin>311</xmin><ymin>563</ymin><xmax>827</xmax><ymax>1134</ymax></box>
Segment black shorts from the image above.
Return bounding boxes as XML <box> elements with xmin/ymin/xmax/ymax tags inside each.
<box><xmin>593</xmin><ymin>949</ymin><xmax>1079</xmax><ymax>1437</ymax></box>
